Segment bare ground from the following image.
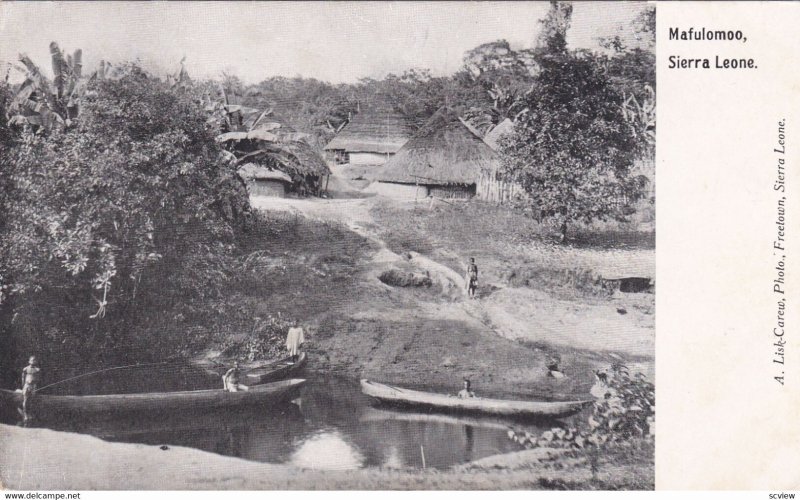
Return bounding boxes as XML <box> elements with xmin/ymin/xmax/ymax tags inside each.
<box><xmin>246</xmin><ymin>193</ymin><xmax>654</xmax><ymax>397</ymax></box>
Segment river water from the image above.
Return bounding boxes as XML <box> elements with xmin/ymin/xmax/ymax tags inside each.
<box><xmin>7</xmin><ymin>371</ymin><xmax>548</xmax><ymax>470</ymax></box>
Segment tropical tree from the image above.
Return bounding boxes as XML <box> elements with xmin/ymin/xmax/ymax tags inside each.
<box><xmin>498</xmin><ymin>1</ymin><xmax>649</xmax><ymax>241</ymax></box>
<box><xmin>535</xmin><ymin>0</ymin><xmax>573</xmax><ymax>54</ymax></box>
<box><xmin>6</xmin><ymin>42</ymin><xmax>95</xmax><ymax>130</ymax></box>
<box><xmin>0</xmin><ymin>64</ymin><xmax>250</xmax><ymax>368</ymax></box>
<box><xmin>460</xmin><ymin>40</ymin><xmax>537</xmax><ymax>134</ymax></box>
<box><xmin>210</xmin><ymin>82</ymin><xmax>329</xmax><ymax>194</ymax></box>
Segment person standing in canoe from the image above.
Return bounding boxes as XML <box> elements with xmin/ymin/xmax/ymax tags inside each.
<box><xmin>286</xmin><ymin>323</ymin><xmax>305</xmax><ymax>364</ymax></box>
<box><xmin>457</xmin><ymin>379</ymin><xmax>476</xmax><ymax>399</ymax></box>
<box><xmin>21</xmin><ymin>356</ymin><xmax>41</xmax><ymax>421</ymax></box>
<box><xmin>465</xmin><ymin>258</ymin><xmax>478</xmax><ymax>299</ymax></box>
<box><xmin>223</xmin><ymin>361</ymin><xmax>248</xmax><ymax>392</ymax></box>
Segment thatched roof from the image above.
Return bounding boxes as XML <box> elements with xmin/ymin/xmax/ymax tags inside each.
<box><xmin>281</xmin><ymin>141</ymin><xmax>331</xmax><ymax>176</ymax></box>
<box><xmin>483</xmin><ymin>118</ymin><xmax>515</xmax><ymax>151</ymax></box>
<box><xmin>372</xmin><ymin>107</ymin><xmax>499</xmax><ymax>186</ymax></box>
<box><xmin>226</xmin><ymin>112</ymin><xmax>331</xmax><ymax>178</ymax></box>
<box><xmin>238</xmin><ymin>163</ymin><xmax>292</xmax><ymax>183</ymax></box>
<box><xmin>324</xmin><ymin>108</ymin><xmax>414</xmax><ymax>154</ymax></box>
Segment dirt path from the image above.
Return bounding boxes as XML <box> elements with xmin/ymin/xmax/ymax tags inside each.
<box><xmin>245</xmin><ymin>192</ymin><xmax>654</xmax><ymax>395</ymax></box>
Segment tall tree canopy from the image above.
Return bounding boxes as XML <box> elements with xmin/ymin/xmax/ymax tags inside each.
<box><xmin>499</xmin><ymin>1</ymin><xmax>650</xmax><ymax>241</ymax></box>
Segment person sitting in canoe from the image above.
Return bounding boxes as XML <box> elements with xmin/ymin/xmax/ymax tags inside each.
<box><xmin>21</xmin><ymin>356</ymin><xmax>41</xmax><ymax>421</ymax></box>
<box><xmin>457</xmin><ymin>379</ymin><xmax>475</xmax><ymax>399</ymax></box>
<box><xmin>223</xmin><ymin>361</ymin><xmax>248</xmax><ymax>392</ymax></box>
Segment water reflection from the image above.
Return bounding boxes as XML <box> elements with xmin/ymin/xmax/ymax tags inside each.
<box><xmin>290</xmin><ymin>429</ymin><xmax>366</xmax><ymax>470</ymax></box>
<box><xmin>383</xmin><ymin>445</ymin><xmax>404</xmax><ymax>469</ymax></box>
<box><xmin>7</xmin><ymin>374</ymin><xmax>531</xmax><ymax>470</ymax></box>
<box><xmin>357</xmin><ymin>407</ymin><xmax>527</xmax><ymax>469</ymax></box>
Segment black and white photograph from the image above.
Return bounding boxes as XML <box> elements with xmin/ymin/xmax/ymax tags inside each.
<box><xmin>0</xmin><ymin>1</ymin><xmax>658</xmax><ymax>491</ymax></box>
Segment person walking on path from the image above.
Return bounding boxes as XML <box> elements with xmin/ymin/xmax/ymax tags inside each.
<box><xmin>465</xmin><ymin>257</ymin><xmax>478</xmax><ymax>299</ymax></box>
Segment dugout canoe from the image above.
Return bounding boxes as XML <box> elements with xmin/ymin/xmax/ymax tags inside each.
<box><xmin>0</xmin><ymin>378</ymin><xmax>306</xmax><ymax>416</ymax></box>
<box><xmin>360</xmin><ymin>380</ymin><xmax>591</xmax><ymax>419</ymax></box>
<box><xmin>246</xmin><ymin>352</ymin><xmax>307</xmax><ymax>384</ymax></box>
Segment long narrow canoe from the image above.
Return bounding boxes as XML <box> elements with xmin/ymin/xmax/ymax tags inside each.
<box><xmin>246</xmin><ymin>352</ymin><xmax>307</xmax><ymax>384</ymax></box>
<box><xmin>48</xmin><ymin>401</ymin><xmax>305</xmax><ymax>438</ymax></box>
<box><xmin>360</xmin><ymin>380</ymin><xmax>591</xmax><ymax>419</ymax></box>
<box><xmin>0</xmin><ymin>378</ymin><xmax>306</xmax><ymax>416</ymax></box>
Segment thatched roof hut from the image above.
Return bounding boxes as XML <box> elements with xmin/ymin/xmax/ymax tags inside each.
<box><xmin>278</xmin><ymin>141</ymin><xmax>331</xmax><ymax>177</ymax></box>
<box><xmin>372</xmin><ymin>107</ymin><xmax>499</xmax><ymax>190</ymax></box>
<box><xmin>224</xmin><ymin>112</ymin><xmax>331</xmax><ymax>194</ymax></box>
<box><xmin>237</xmin><ymin>163</ymin><xmax>293</xmax><ymax>183</ymax></box>
<box><xmin>483</xmin><ymin>118</ymin><xmax>515</xmax><ymax>151</ymax></box>
<box><xmin>324</xmin><ymin>108</ymin><xmax>414</xmax><ymax>165</ymax></box>
<box><xmin>237</xmin><ymin>163</ymin><xmax>293</xmax><ymax>198</ymax></box>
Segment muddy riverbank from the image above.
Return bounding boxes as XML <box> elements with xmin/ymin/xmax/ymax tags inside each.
<box><xmin>240</xmin><ymin>195</ymin><xmax>654</xmax><ymax>400</ymax></box>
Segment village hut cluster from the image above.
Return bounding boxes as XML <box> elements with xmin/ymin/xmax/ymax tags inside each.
<box><xmin>318</xmin><ymin>107</ymin><xmax>523</xmax><ymax>203</ymax></box>
<box><xmin>368</xmin><ymin>108</ymin><xmax>494</xmax><ymax>199</ymax></box>
<box><xmin>323</xmin><ymin>107</ymin><xmax>415</xmax><ymax>166</ymax></box>
<box><xmin>239</xmin><ymin>104</ymin><xmax>521</xmax><ymax>204</ymax></box>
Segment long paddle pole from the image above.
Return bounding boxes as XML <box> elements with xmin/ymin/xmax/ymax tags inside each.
<box><xmin>35</xmin><ymin>361</ymin><xmax>172</xmax><ymax>392</ymax></box>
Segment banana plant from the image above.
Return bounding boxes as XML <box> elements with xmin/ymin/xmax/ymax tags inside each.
<box><xmin>7</xmin><ymin>42</ymin><xmax>96</xmax><ymax>130</ymax></box>
<box><xmin>209</xmin><ymin>83</ymin><xmax>328</xmax><ymax>193</ymax></box>
<box><xmin>620</xmin><ymin>84</ymin><xmax>656</xmax><ymax>152</ymax></box>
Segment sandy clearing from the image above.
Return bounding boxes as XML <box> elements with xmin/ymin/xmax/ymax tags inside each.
<box><xmin>246</xmin><ymin>192</ymin><xmax>653</xmax><ymax>389</ymax></box>
<box><xmin>476</xmin><ymin>287</ymin><xmax>655</xmax><ymax>358</ymax></box>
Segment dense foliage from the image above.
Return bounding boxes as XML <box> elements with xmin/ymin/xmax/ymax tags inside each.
<box><xmin>0</xmin><ymin>65</ymin><xmax>250</xmax><ymax>376</ymax></box>
<box><xmin>499</xmin><ymin>2</ymin><xmax>654</xmax><ymax>241</ymax></box>
<box><xmin>6</xmin><ymin>43</ymin><xmax>90</xmax><ymax>131</ymax></box>
<box><xmin>0</xmin><ymin>3</ymin><xmax>656</xmax><ymax>377</ymax></box>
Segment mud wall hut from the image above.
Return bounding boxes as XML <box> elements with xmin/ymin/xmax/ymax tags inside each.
<box><xmin>479</xmin><ymin>118</ymin><xmax>524</xmax><ymax>204</ymax></box>
<box><xmin>324</xmin><ymin>108</ymin><xmax>414</xmax><ymax>166</ymax></box>
<box><xmin>370</xmin><ymin>107</ymin><xmax>499</xmax><ymax>200</ymax></box>
<box><xmin>238</xmin><ymin>163</ymin><xmax>293</xmax><ymax>197</ymax></box>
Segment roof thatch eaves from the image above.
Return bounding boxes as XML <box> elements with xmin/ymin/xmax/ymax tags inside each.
<box><xmin>483</xmin><ymin>118</ymin><xmax>515</xmax><ymax>151</ymax></box>
<box><xmin>283</xmin><ymin>141</ymin><xmax>332</xmax><ymax>176</ymax></box>
<box><xmin>324</xmin><ymin>110</ymin><xmax>414</xmax><ymax>154</ymax></box>
<box><xmin>237</xmin><ymin>163</ymin><xmax>292</xmax><ymax>183</ymax></box>
<box><xmin>371</xmin><ymin>107</ymin><xmax>499</xmax><ymax>186</ymax></box>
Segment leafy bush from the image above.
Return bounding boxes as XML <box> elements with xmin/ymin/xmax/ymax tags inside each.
<box><xmin>220</xmin><ymin>313</ymin><xmax>295</xmax><ymax>362</ymax></box>
<box><xmin>510</xmin><ymin>364</ymin><xmax>654</xmax><ymax>471</ymax></box>
<box><xmin>0</xmin><ymin>64</ymin><xmax>251</xmax><ymax>373</ymax></box>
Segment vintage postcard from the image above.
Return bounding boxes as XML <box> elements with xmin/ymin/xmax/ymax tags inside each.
<box><xmin>0</xmin><ymin>0</ymin><xmax>796</xmax><ymax>494</ymax></box>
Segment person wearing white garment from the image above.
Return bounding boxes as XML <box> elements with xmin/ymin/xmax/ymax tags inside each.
<box><xmin>286</xmin><ymin>324</ymin><xmax>305</xmax><ymax>363</ymax></box>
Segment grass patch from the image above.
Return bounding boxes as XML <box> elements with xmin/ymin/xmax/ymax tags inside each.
<box><xmin>369</xmin><ymin>199</ymin><xmax>654</xmax><ymax>299</ymax></box>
